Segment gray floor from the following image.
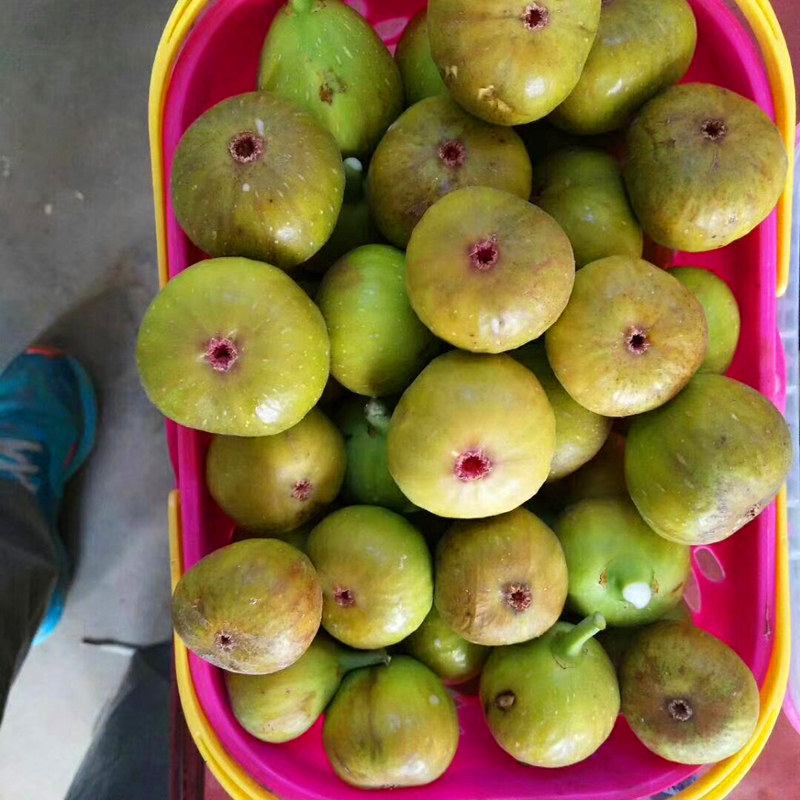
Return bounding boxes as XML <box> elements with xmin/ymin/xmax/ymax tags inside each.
<box><xmin>0</xmin><ymin>0</ymin><xmax>177</xmax><ymax>797</ymax></box>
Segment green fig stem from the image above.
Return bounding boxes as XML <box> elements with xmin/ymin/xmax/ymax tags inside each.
<box><xmin>364</xmin><ymin>398</ymin><xmax>392</xmax><ymax>435</ymax></box>
<box><xmin>337</xmin><ymin>648</ymin><xmax>391</xmax><ymax>675</ymax></box>
<box><xmin>553</xmin><ymin>613</ymin><xmax>606</xmax><ymax>663</ymax></box>
<box><xmin>290</xmin><ymin>0</ymin><xmax>316</xmax><ymax>13</ymax></box>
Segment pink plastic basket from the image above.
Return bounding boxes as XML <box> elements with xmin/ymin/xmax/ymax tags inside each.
<box><xmin>160</xmin><ymin>1</ymin><xmax>786</xmax><ymax>798</ymax></box>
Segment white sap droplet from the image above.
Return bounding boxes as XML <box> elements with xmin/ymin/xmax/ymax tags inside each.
<box><xmin>242</xmin><ymin>183</ymin><xmax>251</xmax><ymax>193</ymax></box>
<box><xmin>623</xmin><ymin>582</ymin><xmax>652</xmax><ymax>610</ymax></box>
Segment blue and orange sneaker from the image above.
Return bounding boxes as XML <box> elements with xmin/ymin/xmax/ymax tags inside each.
<box><xmin>0</xmin><ymin>347</ymin><xmax>97</xmax><ymax>643</ymax></box>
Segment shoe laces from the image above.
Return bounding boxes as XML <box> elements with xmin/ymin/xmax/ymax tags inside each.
<box><xmin>0</xmin><ymin>438</ymin><xmax>43</xmax><ymax>493</ymax></box>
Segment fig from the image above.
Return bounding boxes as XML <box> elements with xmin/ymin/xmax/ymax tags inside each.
<box><xmin>232</xmin><ymin>521</ymin><xmax>313</xmax><ymax>553</ymax></box>
<box><xmin>307</xmin><ymin>506</ymin><xmax>433</xmax><ymax>649</ymax></box>
<box><xmin>301</xmin><ymin>157</ymin><xmax>382</xmax><ymax>275</ymax></box>
<box><xmin>511</xmin><ymin>340</ymin><xmax>611</xmax><ymax>481</ymax></box>
<box><xmin>170</xmin><ymin>92</ymin><xmax>344</xmax><ymax>269</ymax></box>
<box><xmin>407</xmin><ymin>187</ymin><xmax>575</xmax><ymax>353</ymax></box>
<box><xmin>435</xmin><ymin>507</ymin><xmax>568</xmax><ymax>646</ymax></box>
<box><xmin>395</xmin><ymin>10</ymin><xmax>448</xmax><ymax>106</ymax></box>
<box><xmin>624</xmin><ymin>83</ymin><xmax>788</xmax><ymax>252</ymax></box>
<box><xmin>670</xmin><ymin>267</ymin><xmax>741</xmax><ymax>374</ymax></box>
<box><xmin>621</xmin><ymin>621</ymin><xmax>759</xmax><ymax>764</ymax></box>
<box><xmin>206</xmin><ymin>408</ymin><xmax>346</xmax><ymax>534</ymax></box>
<box><xmin>171</xmin><ymin>538</ymin><xmax>322</xmax><ymax>674</ymax></box>
<box><xmin>626</xmin><ymin>373</ymin><xmax>792</xmax><ymax>544</ymax></box>
<box><xmin>552</xmin><ymin>0</ymin><xmax>697</xmax><ymax>135</ymax></box>
<box><xmin>400</xmin><ymin>604</ymin><xmax>491</xmax><ymax>684</ymax></box>
<box><xmin>316</xmin><ymin>244</ymin><xmax>439</xmax><ymax>397</ymax></box>
<box><xmin>428</xmin><ymin>0</ymin><xmax>602</xmax><ymax>125</ymax></box>
<box><xmin>136</xmin><ymin>258</ymin><xmax>329</xmax><ymax>436</ymax></box>
<box><xmin>480</xmin><ymin>613</ymin><xmax>620</xmax><ymax>767</ymax></box>
<box><xmin>545</xmin><ymin>256</ymin><xmax>707</xmax><ymax>416</ymax></box>
<box><xmin>258</xmin><ymin>0</ymin><xmax>403</xmax><ymax>159</ymax></box>
<box><xmin>565</xmin><ymin>431</ymin><xmax>627</xmax><ymax>503</ymax></box>
<box><xmin>225</xmin><ymin>633</ymin><xmax>388</xmax><ymax>743</ymax></box>
<box><xmin>555</xmin><ymin>497</ymin><xmax>691</xmax><ymax>626</ymax></box>
<box><xmin>323</xmin><ymin>655</ymin><xmax>459</xmax><ymax>788</ymax></box>
<box><xmin>334</xmin><ymin>396</ymin><xmax>415</xmax><ymax>513</ymax></box>
<box><xmin>366</xmin><ymin>95</ymin><xmax>532</xmax><ymax>248</ymax></box>
<box><xmin>387</xmin><ymin>350</ymin><xmax>556</xmax><ymax>518</ymax></box>
<box><xmin>531</xmin><ymin>147</ymin><xmax>643</xmax><ymax>268</ymax></box>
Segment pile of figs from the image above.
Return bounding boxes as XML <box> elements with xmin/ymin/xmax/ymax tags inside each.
<box><xmin>136</xmin><ymin>0</ymin><xmax>793</xmax><ymax>790</ymax></box>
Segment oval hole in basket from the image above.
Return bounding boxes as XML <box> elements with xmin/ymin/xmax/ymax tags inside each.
<box><xmin>374</xmin><ymin>16</ymin><xmax>410</xmax><ymax>40</ymax></box>
<box><xmin>683</xmin><ymin>569</ymin><xmax>702</xmax><ymax>614</ymax></box>
<box><xmin>694</xmin><ymin>547</ymin><xmax>726</xmax><ymax>583</ymax></box>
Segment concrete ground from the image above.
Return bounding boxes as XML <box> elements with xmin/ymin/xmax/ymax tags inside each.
<box><xmin>1</xmin><ymin>1</ymin><xmax>799</xmax><ymax>800</ymax></box>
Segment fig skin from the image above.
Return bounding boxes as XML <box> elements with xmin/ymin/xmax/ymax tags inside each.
<box><xmin>435</xmin><ymin>507</ymin><xmax>568</xmax><ymax>646</ymax></box>
<box><xmin>366</xmin><ymin>95</ymin><xmax>532</xmax><ymax>249</ymax></box>
<box><xmin>206</xmin><ymin>409</ymin><xmax>346</xmax><ymax>534</ymax></box>
<box><xmin>406</xmin><ymin>186</ymin><xmax>575</xmax><ymax>354</ymax></box>
<box><xmin>545</xmin><ymin>255</ymin><xmax>708</xmax><ymax>417</ymax></box>
<box><xmin>307</xmin><ymin>506</ymin><xmax>433</xmax><ymax>649</ymax></box>
<box><xmin>170</xmin><ymin>92</ymin><xmax>344</xmax><ymax>269</ymax></box>
<box><xmin>511</xmin><ymin>340</ymin><xmax>611</xmax><ymax>481</ymax></box>
<box><xmin>135</xmin><ymin>258</ymin><xmax>330</xmax><ymax>437</ymax></box>
<box><xmin>395</xmin><ymin>10</ymin><xmax>448</xmax><ymax>106</ymax></box>
<box><xmin>626</xmin><ymin>373</ymin><xmax>793</xmax><ymax>545</ymax></box>
<box><xmin>323</xmin><ymin>656</ymin><xmax>459</xmax><ymax>789</ymax></box>
<box><xmin>428</xmin><ymin>0</ymin><xmax>602</xmax><ymax>126</ymax></box>
<box><xmin>670</xmin><ymin>267</ymin><xmax>741</xmax><ymax>374</ymax></box>
<box><xmin>387</xmin><ymin>350</ymin><xmax>556</xmax><ymax>518</ymax></box>
<box><xmin>552</xmin><ymin>0</ymin><xmax>697</xmax><ymax>135</ymax></box>
<box><xmin>258</xmin><ymin>0</ymin><xmax>403</xmax><ymax>159</ymax></box>
<box><xmin>555</xmin><ymin>497</ymin><xmax>691</xmax><ymax>626</ymax></box>
<box><xmin>317</xmin><ymin>244</ymin><xmax>439</xmax><ymax>397</ymax></box>
<box><xmin>171</xmin><ymin>539</ymin><xmax>322</xmax><ymax>674</ymax></box>
<box><xmin>565</xmin><ymin>431</ymin><xmax>627</xmax><ymax>503</ymax></box>
<box><xmin>532</xmin><ymin>147</ymin><xmax>643</xmax><ymax>268</ymax></box>
<box><xmin>480</xmin><ymin>613</ymin><xmax>620</xmax><ymax>767</ymax></box>
<box><xmin>624</xmin><ymin>83</ymin><xmax>788</xmax><ymax>252</ymax></box>
<box><xmin>620</xmin><ymin>621</ymin><xmax>759</xmax><ymax>764</ymax></box>
<box><xmin>334</xmin><ymin>396</ymin><xmax>416</xmax><ymax>513</ymax></box>
<box><xmin>399</xmin><ymin>604</ymin><xmax>490</xmax><ymax>684</ymax></box>
<box><xmin>225</xmin><ymin>633</ymin><xmax>388</xmax><ymax>743</ymax></box>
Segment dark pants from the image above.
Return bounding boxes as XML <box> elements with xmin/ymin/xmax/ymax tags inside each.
<box><xmin>0</xmin><ymin>478</ymin><xmax>170</xmax><ymax>800</ymax></box>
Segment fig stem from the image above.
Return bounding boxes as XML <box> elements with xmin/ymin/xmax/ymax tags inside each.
<box><xmin>364</xmin><ymin>398</ymin><xmax>392</xmax><ymax>435</ymax></box>
<box><xmin>553</xmin><ymin>613</ymin><xmax>606</xmax><ymax>663</ymax></box>
<box><xmin>337</xmin><ymin>648</ymin><xmax>391</xmax><ymax>675</ymax></box>
<box><xmin>290</xmin><ymin>0</ymin><xmax>316</xmax><ymax>12</ymax></box>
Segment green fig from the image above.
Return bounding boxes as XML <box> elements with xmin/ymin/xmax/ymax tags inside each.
<box><xmin>669</xmin><ymin>267</ymin><xmax>741</xmax><ymax>374</ymax></box>
<box><xmin>316</xmin><ymin>244</ymin><xmax>439</xmax><ymax>397</ymax></box>
<box><xmin>395</xmin><ymin>10</ymin><xmax>448</xmax><ymax>105</ymax></box>
<box><xmin>171</xmin><ymin>539</ymin><xmax>322</xmax><ymax>674</ymax></box>
<box><xmin>170</xmin><ymin>92</ymin><xmax>344</xmax><ymax>269</ymax></box>
<box><xmin>401</xmin><ymin>604</ymin><xmax>491</xmax><ymax>684</ymax></box>
<box><xmin>387</xmin><ymin>351</ymin><xmax>556</xmax><ymax>518</ymax></box>
<box><xmin>624</xmin><ymin>83</ymin><xmax>788</xmax><ymax>252</ymax></box>
<box><xmin>225</xmin><ymin>633</ymin><xmax>389</xmax><ymax>743</ymax></box>
<box><xmin>206</xmin><ymin>408</ymin><xmax>346</xmax><ymax>534</ymax></box>
<box><xmin>307</xmin><ymin>506</ymin><xmax>433</xmax><ymax>649</ymax></box>
<box><xmin>545</xmin><ymin>256</ymin><xmax>708</xmax><ymax>417</ymax></box>
<box><xmin>232</xmin><ymin>521</ymin><xmax>313</xmax><ymax>553</ymax></box>
<box><xmin>334</xmin><ymin>396</ymin><xmax>415</xmax><ymax>513</ymax></box>
<box><xmin>620</xmin><ymin>621</ymin><xmax>759</xmax><ymax>764</ymax></box>
<box><xmin>366</xmin><ymin>95</ymin><xmax>532</xmax><ymax>249</ymax></box>
<box><xmin>323</xmin><ymin>656</ymin><xmax>459</xmax><ymax>788</ymax></box>
<box><xmin>480</xmin><ymin>613</ymin><xmax>620</xmax><ymax>767</ymax></box>
<box><xmin>406</xmin><ymin>186</ymin><xmax>575</xmax><ymax>353</ymax></box>
<box><xmin>555</xmin><ymin>497</ymin><xmax>691</xmax><ymax>626</ymax></box>
<box><xmin>532</xmin><ymin>147</ymin><xmax>643</xmax><ymax>268</ymax></box>
<box><xmin>565</xmin><ymin>431</ymin><xmax>627</xmax><ymax>503</ymax></box>
<box><xmin>435</xmin><ymin>507</ymin><xmax>568</xmax><ymax>645</ymax></box>
<box><xmin>511</xmin><ymin>340</ymin><xmax>611</xmax><ymax>481</ymax></box>
<box><xmin>136</xmin><ymin>258</ymin><xmax>329</xmax><ymax>437</ymax></box>
<box><xmin>301</xmin><ymin>157</ymin><xmax>382</xmax><ymax>275</ymax></box>
<box><xmin>626</xmin><ymin>373</ymin><xmax>792</xmax><ymax>544</ymax></box>
<box><xmin>428</xmin><ymin>0</ymin><xmax>602</xmax><ymax>125</ymax></box>
<box><xmin>552</xmin><ymin>0</ymin><xmax>697</xmax><ymax>135</ymax></box>
<box><xmin>258</xmin><ymin>0</ymin><xmax>403</xmax><ymax>159</ymax></box>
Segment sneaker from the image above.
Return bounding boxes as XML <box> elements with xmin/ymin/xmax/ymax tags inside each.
<box><xmin>0</xmin><ymin>347</ymin><xmax>97</xmax><ymax>643</ymax></box>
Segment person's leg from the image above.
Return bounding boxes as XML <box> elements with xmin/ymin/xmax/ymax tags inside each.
<box><xmin>0</xmin><ymin>347</ymin><xmax>97</xmax><ymax>721</ymax></box>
